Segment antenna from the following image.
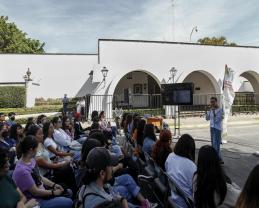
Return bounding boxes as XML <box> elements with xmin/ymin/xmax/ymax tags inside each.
<box><xmin>171</xmin><ymin>0</ymin><xmax>175</xmax><ymax>41</ymax></box>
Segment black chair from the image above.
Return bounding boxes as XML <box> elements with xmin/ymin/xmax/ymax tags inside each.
<box><xmin>165</xmin><ymin>172</ymin><xmax>194</xmax><ymax>208</ymax></box>
<box><xmin>154</xmin><ymin>167</ymin><xmax>170</xmax><ymax>207</ymax></box>
<box><xmin>143</xmin><ymin>152</ymin><xmax>157</xmax><ymax>177</ymax></box>
<box><xmin>138</xmin><ymin>175</ymin><xmax>164</xmax><ymax>208</ymax></box>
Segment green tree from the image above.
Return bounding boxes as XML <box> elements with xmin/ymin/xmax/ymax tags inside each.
<box><xmin>197</xmin><ymin>36</ymin><xmax>237</xmax><ymax>46</ymax></box>
<box><xmin>0</xmin><ymin>16</ymin><xmax>45</xmax><ymax>53</ymax></box>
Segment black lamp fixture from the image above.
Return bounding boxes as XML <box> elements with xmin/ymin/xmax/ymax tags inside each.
<box><xmin>169</xmin><ymin>67</ymin><xmax>177</xmax><ymax>83</ymax></box>
<box><xmin>23</xmin><ymin>68</ymin><xmax>33</xmax><ymax>82</ymax></box>
<box><xmin>101</xmin><ymin>66</ymin><xmax>109</xmax><ymax>81</ymax></box>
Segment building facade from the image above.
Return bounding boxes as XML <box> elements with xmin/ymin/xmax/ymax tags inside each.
<box><xmin>1</xmin><ymin>39</ymin><xmax>259</xmax><ymax>117</ymax></box>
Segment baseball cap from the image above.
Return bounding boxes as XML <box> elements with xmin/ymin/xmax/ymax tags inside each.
<box><xmin>86</xmin><ymin>147</ymin><xmax>118</xmax><ymax>171</ymax></box>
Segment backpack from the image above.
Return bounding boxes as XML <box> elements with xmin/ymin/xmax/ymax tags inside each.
<box><xmin>75</xmin><ymin>185</ymin><xmax>106</xmax><ymax>208</ymax></box>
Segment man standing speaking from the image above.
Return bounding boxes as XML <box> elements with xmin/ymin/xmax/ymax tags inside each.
<box><xmin>206</xmin><ymin>97</ymin><xmax>224</xmax><ymax>163</ymax></box>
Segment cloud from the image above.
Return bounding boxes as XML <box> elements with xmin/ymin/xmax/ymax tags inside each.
<box><xmin>1</xmin><ymin>0</ymin><xmax>259</xmax><ymax>53</ymax></box>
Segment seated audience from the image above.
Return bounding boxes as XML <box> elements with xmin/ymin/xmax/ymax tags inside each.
<box><xmin>52</xmin><ymin>116</ymin><xmax>72</xmax><ymax>151</ymax></box>
<box><xmin>12</xmin><ymin>135</ymin><xmax>73</xmax><ymax>208</ymax></box>
<box><xmin>165</xmin><ymin>134</ymin><xmax>196</xmax><ymax>208</ymax></box>
<box><xmin>74</xmin><ymin>113</ymin><xmax>87</xmax><ymax>142</ymax></box>
<box><xmin>236</xmin><ymin>164</ymin><xmax>259</xmax><ymax>208</ymax></box>
<box><xmin>99</xmin><ymin>111</ymin><xmax>110</xmax><ymax>131</ymax></box>
<box><xmin>0</xmin><ymin>123</ymin><xmax>16</xmax><ymax>169</ymax></box>
<box><xmin>62</xmin><ymin>116</ymin><xmax>74</xmax><ymax>140</ymax></box>
<box><xmin>24</xmin><ymin>117</ymin><xmax>35</xmax><ymax>134</ymax></box>
<box><xmin>0</xmin><ymin>112</ymin><xmax>6</xmax><ymax>124</ymax></box>
<box><xmin>152</xmin><ymin>129</ymin><xmax>172</xmax><ymax>171</ymax></box>
<box><xmin>27</xmin><ymin>125</ymin><xmax>77</xmax><ymax>195</ymax></box>
<box><xmin>0</xmin><ymin>147</ymin><xmax>38</xmax><ymax>208</ymax></box>
<box><xmin>6</xmin><ymin>112</ymin><xmax>16</xmax><ymax>128</ymax></box>
<box><xmin>91</xmin><ymin>110</ymin><xmax>99</xmax><ymax>123</ymax></box>
<box><xmin>193</xmin><ymin>145</ymin><xmax>240</xmax><ymax>208</ymax></box>
<box><xmin>43</xmin><ymin>121</ymin><xmax>73</xmax><ymax>160</ymax></box>
<box><xmin>131</xmin><ymin>117</ymin><xmax>140</xmax><ymax>143</ymax></box>
<box><xmin>76</xmin><ymin>139</ymin><xmax>102</xmax><ymax>187</ymax></box>
<box><xmin>142</xmin><ymin>124</ymin><xmax>156</xmax><ymax>156</ymax></box>
<box><xmin>124</xmin><ymin>114</ymin><xmax>133</xmax><ymax>139</ymax></box>
<box><xmin>7</xmin><ymin>123</ymin><xmax>23</xmax><ymax>147</ymax></box>
<box><xmin>36</xmin><ymin>114</ymin><xmax>47</xmax><ymax>128</ymax></box>
<box><xmin>81</xmin><ymin>147</ymin><xmax>156</xmax><ymax>208</ymax></box>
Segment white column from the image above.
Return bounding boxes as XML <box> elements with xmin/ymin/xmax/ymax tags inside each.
<box><xmin>25</xmin><ymin>81</ymin><xmax>35</xmax><ymax>108</ymax></box>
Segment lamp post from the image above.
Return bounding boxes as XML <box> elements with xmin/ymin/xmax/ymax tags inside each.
<box><xmin>190</xmin><ymin>26</ymin><xmax>198</xmax><ymax>42</ymax></box>
<box><xmin>169</xmin><ymin>67</ymin><xmax>178</xmax><ymax>83</ymax></box>
<box><xmin>101</xmin><ymin>66</ymin><xmax>109</xmax><ymax>81</ymax></box>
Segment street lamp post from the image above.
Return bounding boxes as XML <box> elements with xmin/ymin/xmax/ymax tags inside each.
<box><xmin>169</xmin><ymin>67</ymin><xmax>178</xmax><ymax>84</ymax></box>
<box><xmin>190</xmin><ymin>26</ymin><xmax>198</xmax><ymax>42</ymax></box>
<box><xmin>101</xmin><ymin>66</ymin><xmax>109</xmax><ymax>81</ymax></box>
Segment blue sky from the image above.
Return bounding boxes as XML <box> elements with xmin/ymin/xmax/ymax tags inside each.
<box><xmin>1</xmin><ymin>0</ymin><xmax>259</xmax><ymax>53</ymax></box>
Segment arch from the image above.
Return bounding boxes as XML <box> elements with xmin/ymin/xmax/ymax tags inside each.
<box><xmin>182</xmin><ymin>70</ymin><xmax>221</xmax><ymax>105</ymax></box>
<box><xmin>239</xmin><ymin>70</ymin><xmax>259</xmax><ymax>104</ymax></box>
<box><xmin>113</xmin><ymin>70</ymin><xmax>161</xmax><ymax>109</ymax></box>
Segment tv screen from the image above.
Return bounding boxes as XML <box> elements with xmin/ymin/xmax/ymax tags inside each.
<box><xmin>161</xmin><ymin>83</ymin><xmax>194</xmax><ymax>105</ymax></box>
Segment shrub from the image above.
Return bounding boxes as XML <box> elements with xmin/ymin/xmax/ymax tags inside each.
<box><xmin>0</xmin><ymin>86</ymin><xmax>26</xmax><ymax>108</ymax></box>
<box><xmin>0</xmin><ymin>105</ymin><xmax>62</xmax><ymax>115</ymax></box>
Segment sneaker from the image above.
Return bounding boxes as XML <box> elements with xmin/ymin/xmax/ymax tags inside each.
<box><xmin>141</xmin><ymin>199</ymin><xmax>158</xmax><ymax>208</ymax></box>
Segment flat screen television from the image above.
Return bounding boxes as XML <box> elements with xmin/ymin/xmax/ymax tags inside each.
<box><xmin>161</xmin><ymin>83</ymin><xmax>194</xmax><ymax>105</ymax></box>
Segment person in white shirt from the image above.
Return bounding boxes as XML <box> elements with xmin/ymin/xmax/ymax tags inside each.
<box><xmin>165</xmin><ymin>134</ymin><xmax>197</xmax><ymax>208</ymax></box>
<box><xmin>52</xmin><ymin>117</ymin><xmax>81</xmax><ymax>161</ymax></box>
<box><xmin>206</xmin><ymin>97</ymin><xmax>224</xmax><ymax>163</ymax></box>
<box><xmin>52</xmin><ymin>117</ymin><xmax>72</xmax><ymax>150</ymax></box>
<box><xmin>43</xmin><ymin>121</ymin><xmax>74</xmax><ymax>160</ymax></box>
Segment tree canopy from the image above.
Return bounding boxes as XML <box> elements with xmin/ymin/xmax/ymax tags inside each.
<box><xmin>0</xmin><ymin>16</ymin><xmax>45</xmax><ymax>53</ymax></box>
<box><xmin>197</xmin><ymin>36</ymin><xmax>237</xmax><ymax>46</ymax></box>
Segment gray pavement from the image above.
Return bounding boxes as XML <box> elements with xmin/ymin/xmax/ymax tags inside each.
<box><xmin>179</xmin><ymin>123</ymin><xmax>259</xmax><ymax>188</ymax></box>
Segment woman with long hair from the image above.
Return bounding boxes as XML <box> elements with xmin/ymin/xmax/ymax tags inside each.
<box><xmin>194</xmin><ymin>145</ymin><xmax>240</xmax><ymax>208</ymax></box>
<box><xmin>43</xmin><ymin>121</ymin><xmax>73</xmax><ymax>160</ymax></box>
<box><xmin>236</xmin><ymin>164</ymin><xmax>259</xmax><ymax>208</ymax></box>
<box><xmin>27</xmin><ymin>125</ymin><xmax>77</xmax><ymax>196</ymax></box>
<box><xmin>0</xmin><ymin>147</ymin><xmax>38</xmax><ymax>208</ymax></box>
<box><xmin>24</xmin><ymin>117</ymin><xmax>35</xmax><ymax>134</ymax></box>
<box><xmin>165</xmin><ymin>134</ymin><xmax>196</xmax><ymax>208</ymax></box>
<box><xmin>124</xmin><ymin>114</ymin><xmax>133</xmax><ymax>138</ymax></box>
<box><xmin>7</xmin><ymin>123</ymin><xmax>23</xmax><ymax>147</ymax></box>
<box><xmin>152</xmin><ymin>129</ymin><xmax>172</xmax><ymax>170</ymax></box>
<box><xmin>62</xmin><ymin>116</ymin><xmax>74</xmax><ymax>140</ymax></box>
<box><xmin>131</xmin><ymin>117</ymin><xmax>140</xmax><ymax>143</ymax></box>
<box><xmin>13</xmin><ymin>135</ymin><xmax>73</xmax><ymax>208</ymax></box>
<box><xmin>142</xmin><ymin>124</ymin><xmax>157</xmax><ymax>156</ymax></box>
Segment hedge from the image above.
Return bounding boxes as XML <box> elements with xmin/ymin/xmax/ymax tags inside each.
<box><xmin>0</xmin><ymin>86</ymin><xmax>26</xmax><ymax>108</ymax></box>
<box><xmin>0</xmin><ymin>105</ymin><xmax>62</xmax><ymax>115</ymax></box>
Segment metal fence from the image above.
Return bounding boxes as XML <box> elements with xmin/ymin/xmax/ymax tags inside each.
<box><xmin>84</xmin><ymin>93</ymin><xmax>259</xmax><ymax>119</ymax></box>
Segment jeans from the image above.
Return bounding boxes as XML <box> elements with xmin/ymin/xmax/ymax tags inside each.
<box><xmin>210</xmin><ymin>127</ymin><xmax>222</xmax><ymax>160</ymax></box>
<box><xmin>40</xmin><ymin>196</ymin><xmax>73</xmax><ymax>208</ymax></box>
<box><xmin>112</xmin><ymin>174</ymin><xmax>140</xmax><ymax>202</ymax></box>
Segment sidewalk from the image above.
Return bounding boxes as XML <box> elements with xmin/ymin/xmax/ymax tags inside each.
<box><xmin>165</xmin><ymin>114</ymin><xmax>259</xmax><ymax>129</ymax></box>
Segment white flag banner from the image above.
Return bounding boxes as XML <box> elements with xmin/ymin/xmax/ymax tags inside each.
<box><xmin>222</xmin><ymin>65</ymin><xmax>235</xmax><ymax>137</ymax></box>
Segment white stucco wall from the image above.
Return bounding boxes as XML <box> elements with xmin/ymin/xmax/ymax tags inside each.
<box><xmin>0</xmin><ymin>54</ymin><xmax>98</xmax><ymax>99</ymax></box>
<box><xmin>1</xmin><ymin>39</ymin><xmax>259</xmax><ymax>112</ymax></box>
<box><xmin>97</xmin><ymin>40</ymin><xmax>259</xmax><ymax>96</ymax></box>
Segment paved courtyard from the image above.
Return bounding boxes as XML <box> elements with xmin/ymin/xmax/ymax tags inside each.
<box><xmin>179</xmin><ymin>120</ymin><xmax>259</xmax><ymax>188</ymax></box>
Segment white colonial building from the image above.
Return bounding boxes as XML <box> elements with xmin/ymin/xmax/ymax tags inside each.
<box><xmin>1</xmin><ymin>39</ymin><xmax>259</xmax><ymax>117</ymax></box>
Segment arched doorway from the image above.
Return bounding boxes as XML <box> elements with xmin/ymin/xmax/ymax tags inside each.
<box><xmin>113</xmin><ymin>70</ymin><xmax>161</xmax><ymax>109</ymax></box>
<box><xmin>183</xmin><ymin>70</ymin><xmax>221</xmax><ymax>106</ymax></box>
<box><xmin>237</xmin><ymin>71</ymin><xmax>259</xmax><ymax>105</ymax></box>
